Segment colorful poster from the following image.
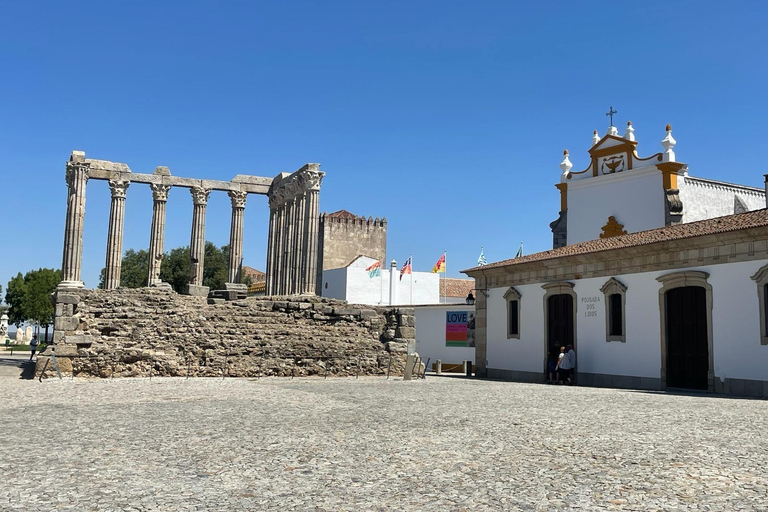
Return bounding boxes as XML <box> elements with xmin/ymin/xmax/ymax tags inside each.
<box><xmin>446</xmin><ymin>311</ymin><xmax>469</xmax><ymax>347</ymax></box>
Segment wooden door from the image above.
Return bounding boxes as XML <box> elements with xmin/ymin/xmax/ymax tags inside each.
<box><xmin>547</xmin><ymin>294</ymin><xmax>574</xmax><ymax>348</ymax></box>
<box><xmin>666</xmin><ymin>286</ymin><xmax>708</xmax><ymax>390</ymax></box>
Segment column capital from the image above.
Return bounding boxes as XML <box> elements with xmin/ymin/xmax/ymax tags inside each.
<box><xmin>65</xmin><ymin>162</ymin><xmax>90</xmax><ymax>188</ymax></box>
<box><xmin>190</xmin><ymin>186</ymin><xmax>211</xmax><ymax>205</ymax></box>
<box><xmin>109</xmin><ymin>179</ymin><xmax>130</xmax><ymax>199</ymax></box>
<box><xmin>299</xmin><ymin>169</ymin><xmax>324</xmax><ymax>191</ymax></box>
<box><xmin>150</xmin><ymin>183</ymin><xmax>171</xmax><ymax>202</ymax></box>
<box><xmin>228</xmin><ymin>190</ymin><xmax>247</xmax><ymax>209</ymax></box>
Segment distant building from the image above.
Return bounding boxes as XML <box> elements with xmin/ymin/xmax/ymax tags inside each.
<box><xmin>465</xmin><ymin>122</ymin><xmax>768</xmax><ymax>397</ymax></box>
<box><xmin>318</xmin><ymin>210</ymin><xmax>387</xmax><ymax>272</ymax></box>
<box><xmin>242</xmin><ymin>266</ymin><xmax>266</xmax><ymax>295</ymax></box>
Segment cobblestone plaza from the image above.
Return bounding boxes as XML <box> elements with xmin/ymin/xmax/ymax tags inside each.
<box><xmin>1</xmin><ymin>376</ymin><xmax>766</xmax><ymax>511</ymax></box>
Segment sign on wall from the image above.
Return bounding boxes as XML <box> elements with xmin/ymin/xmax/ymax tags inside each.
<box><xmin>446</xmin><ymin>311</ymin><xmax>475</xmax><ymax>347</ymax></box>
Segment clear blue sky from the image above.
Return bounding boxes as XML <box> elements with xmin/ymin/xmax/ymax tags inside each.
<box><xmin>1</xmin><ymin>1</ymin><xmax>766</xmax><ymax>293</ymax></box>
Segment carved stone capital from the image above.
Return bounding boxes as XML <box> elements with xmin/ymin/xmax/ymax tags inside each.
<box><xmin>190</xmin><ymin>186</ymin><xmax>211</xmax><ymax>205</ymax></box>
<box><xmin>150</xmin><ymin>183</ymin><xmax>171</xmax><ymax>202</ymax></box>
<box><xmin>109</xmin><ymin>179</ymin><xmax>130</xmax><ymax>199</ymax></box>
<box><xmin>65</xmin><ymin>162</ymin><xmax>90</xmax><ymax>189</ymax></box>
<box><xmin>301</xmin><ymin>170</ymin><xmax>324</xmax><ymax>191</ymax></box>
<box><xmin>228</xmin><ymin>190</ymin><xmax>247</xmax><ymax>209</ymax></box>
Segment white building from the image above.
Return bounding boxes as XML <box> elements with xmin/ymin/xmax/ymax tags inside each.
<box><xmin>321</xmin><ymin>255</ymin><xmax>440</xmax><ymax>305</ymax></box>
<box><xmin>465</xmin><ymin>122</ymin><xmax>768</xmax><ymax>397</ymax></box>
<box><xmin>414</xmin><ymin>304</ymin><xmax>476</xmax><ymax>372</ymax></box>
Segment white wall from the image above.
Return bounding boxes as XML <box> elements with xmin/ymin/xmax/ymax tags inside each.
<box><xmin>679</xmin><ymin>176</ymin><xmax>766</xmax><ymax>223</ymax></box>
<box><xmin>484</xmin><ymin>259</ymin><xmax>768</xmax><ymax>383</ymax></box>
<box><xmin>415</xmin><ymin>305</ymin><xmax>475</xmax><ymax>366</ymax></box>
<box><xmin>321</xmin><ymin>256</ymin><xmax>440</xmax><ymax>305</ymax></box>
<box><xmin>321</xmin><ymin>268</ymin><xmax>347</xmax><ymax>300</ymax></box>
<box><xmin>567</xmin><ymin>167</ymin><xmax>665</xmax><ymax>244</ymax></box>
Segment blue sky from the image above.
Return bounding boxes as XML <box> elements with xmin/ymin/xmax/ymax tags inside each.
<box><xmin>1</xmin><ymin>1</ymin><xmax>766</xmax><ymax>293</ymax></box>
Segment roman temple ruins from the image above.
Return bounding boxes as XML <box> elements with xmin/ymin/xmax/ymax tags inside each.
<box><xmin>59</xmin><ymin>150</ymin><xmax>325</xmax><ymax>296</ymax></box>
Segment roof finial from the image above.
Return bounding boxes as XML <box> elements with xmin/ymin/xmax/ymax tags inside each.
<box><xmin>560</xmin><ymin>149</ymin><xmax>573</xmax><ymax>180</ymax></box>
<box><xmin>624</xmin><ymin>120</ymin><xmax>635</xmax><ymax>142</ymax></box>
<box><xmin>605</xmin><ymin>106</ymin><xmax>619</xmax><ymax>136</ymax></box>
<box><xmin>592</xmin><ymin>130</ymin><xmax>600</xmax><ymax>146</ymax></box>
<box><xmin>661</xmin><ymin>123</ymin><xmax>676</xmax><ymax>162</ymax></box>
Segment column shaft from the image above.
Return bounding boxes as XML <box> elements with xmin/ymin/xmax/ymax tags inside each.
<box><xmin>104</xmin><ymin>180</ymin><xmax>129</xmax><ymax>289</ymax></box>
<box><xmin>61</xmin><ymin>158</ymin><xmax>89</xmax><ymax>287</ymax></box>
<box><xmin>265</xmin><ymin>207</ymin><xmax>276</xmax><ymax>295</ymax></box>
<box><xmin>147</xmin><ymin>184</ymin><xmax>171</xmax><ymax>287</ymax></box>
<box><xmin>227</xmin><ymin>191</ymin><xmax>247</xmax><ymax>285</ymax></box>
<box><xmin>304</xmin><ymin>189</ymin><xmax>321</xmax><ymax>294</ymax></box>
<box><xmin>188</xmin><ymin>187</ymin><xmax>210</xmax><ymax>291</ymax></box>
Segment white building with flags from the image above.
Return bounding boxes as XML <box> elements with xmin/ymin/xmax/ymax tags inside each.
<box><xmin>463</xmin><ymin>121</ymin><xmax>768</xmax><ymax>397</ymax></box>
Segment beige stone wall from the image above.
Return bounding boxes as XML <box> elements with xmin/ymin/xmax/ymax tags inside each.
<box><xmin>40</xmin><ymin>288</ymin><xmax>414</xmax><ymax>379</ymax></box>
<box><xmin>319</xmin><ymin>215</ymin><xmax>386</xmax><ymax>271</ymax></box>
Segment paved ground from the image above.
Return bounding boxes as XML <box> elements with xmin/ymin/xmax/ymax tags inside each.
<box><xmin>0</xmin><ymin>353</ymin><xmax>35</xmax><ymax>379</ymax></box>
<box><xmin>0</xmin><ymin>376</ymin><xmax>766</xmax><ymax>511</ymax></box>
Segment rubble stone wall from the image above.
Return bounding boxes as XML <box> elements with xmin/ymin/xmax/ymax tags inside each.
<box><xmin>40</xmin><ymin>288</ymin><xmax>415</xmax><ymax>379</ymax></box>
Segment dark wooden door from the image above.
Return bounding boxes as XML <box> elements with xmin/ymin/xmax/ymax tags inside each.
<box><xmin>547</xmin><ymin>294</ymin><xmax>574</xmax><ymax>348</ymax></box>
<box><xmin>666</xmin><ymin>286</ymin><xmax>708</xmax><ymax>390</ymax></box>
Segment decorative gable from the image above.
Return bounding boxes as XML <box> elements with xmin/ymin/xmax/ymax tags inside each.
<box><xmin>600</xmin><ymin>216</ymin><xmax>627</xmax><ymax>238</ymax></box>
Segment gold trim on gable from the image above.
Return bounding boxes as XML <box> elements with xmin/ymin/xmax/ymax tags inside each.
<box><xmin>656</xmin><ymin>162</ymin><xmax>686</xmax><ymax>190</ymax></box>
<box><xmin>555</xmin><ymin>183</ymin><xmax>567</xmax><ymax>210</ymax></box>
<box><xmin>600</xmin><ymin>216</ymin><xmax>627</xmax><ymax>238</ymax></box>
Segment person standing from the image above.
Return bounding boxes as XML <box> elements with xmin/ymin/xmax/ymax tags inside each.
<box><xmin>29</xmin><ymin>334</ymin><xmax>38</xmax><ymax>361</ymax></box>
<box><xmin>566</xmin><ymin>344</ymin><xmax>576</xmax><ymax>384</ymax></box>
<box><xmin>558</xmin><ymin>344</ymin><xmax>573</xmax><ymax>384</ymax></box>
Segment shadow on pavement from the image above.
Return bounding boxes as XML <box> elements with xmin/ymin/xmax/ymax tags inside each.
<box><xmin>0</xmin><ymin>356</ymin><xmax>36</xmax><ymax>380</ymax></box>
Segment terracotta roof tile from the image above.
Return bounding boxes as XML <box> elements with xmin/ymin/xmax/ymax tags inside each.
<box><xmin>439</xmin><ymin>278</ymin><xmax>475</xmax><ymax>298</ymax></box>
<box><xmin>326</xmin><ymin>209</ymin><xmax>358</xmax><ymax>219</ymax></box>
<box><xmin>242</xmin><ymin>266</ymin><xmax>266</xmax><ymax>282</ymax></box>
<box><xmin>463</xmin><ymin>209</ymin><xmax>768</xmax><ymax>273</ymax></box>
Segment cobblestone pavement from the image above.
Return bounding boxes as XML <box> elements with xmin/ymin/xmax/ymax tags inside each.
<box><xmin>1</xmin><ymin>377</ymin><xmax>766</xmax><ymax>511</ymax></box>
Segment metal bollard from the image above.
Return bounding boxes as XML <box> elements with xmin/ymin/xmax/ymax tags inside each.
<box><xmin>435</xmin><ymin>359</ymin><xmax>442</xmax><ymax>375</ymax></box>
<box><xmin>465</xmin><ymin>360</ymin><xmax>473</xmax><ymax>378</ymax></box>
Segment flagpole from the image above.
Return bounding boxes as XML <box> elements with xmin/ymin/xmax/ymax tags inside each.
<box><xmin>379</xmin><ymin>260</ymin><xmax>383</xmax><ymax>305</ymax></box>
<box><xmin>410</xmin><ymin>253</ymin><xmax>413</xmax><ymax>305</ymax></box>
<box><xmin>443</xmin><ymin>250</ymin><xmax>446</xmax><ymax>304</ymax></box>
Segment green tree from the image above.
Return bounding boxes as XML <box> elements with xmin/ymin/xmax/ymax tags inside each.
<box><xmin>160</xmin><ymin>246</ymin><xmax>191</xmax><ymax>294</ymax></box>
<box><xmin>100</xmin><ymin>243</ymin><xmax>233</xmax><ymax>294</ymax></box>
<box><xmin>5</xmin><ymin>273</ymin><xmax>26</xmax><ymax>327</ymax></box>
<box><xmin>24</xmin><ymin>268</ymin><xmax>61</xmax><ymax>340</ymax></box>
<box><xmin>98</xmin><ymin>249</ymin><xmax>149</xmax><ymax>289</ymax></box>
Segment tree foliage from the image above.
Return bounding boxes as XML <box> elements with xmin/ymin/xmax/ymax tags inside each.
<box><xmin>100</xmin><ymin>243</ymin><xmax>237</xmax><ymax>294</ymax></box>
<box><xmin>4</xmin><ymin>268</ymin><xmax>61</xmax><ymax>328</ymax></box>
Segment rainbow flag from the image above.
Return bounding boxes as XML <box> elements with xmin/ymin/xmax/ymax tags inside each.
<box><xmin>400</xmin><ymin>257</ymin><xmax>412</xmax><ymax>281</ymax></box>
<box><xmin>431</xmin><ymin>253</ymin><xmax>446</xmax><ymax>273</ymax></box>
<box><xmin>366</xmin><ymin>260</ymin><xmax>381</xmax><ymax>278</ymax></box>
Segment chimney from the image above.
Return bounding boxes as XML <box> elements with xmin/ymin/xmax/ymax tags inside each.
<box><xmin>764</xmin><ymin>174</ymin><xmax>768</xmax><ymax>208</ymax></box>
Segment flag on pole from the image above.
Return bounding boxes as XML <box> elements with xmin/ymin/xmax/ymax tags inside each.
<box><xmin>515</xmin><ymin>242</ymin><xmax>523</xmax><ymax>259</ymax></box>
<box><xmin>431</xmin><ymin>252</ymin><xmax>446</xmax><ymax>273</ymax></box>
<box><xmin>366</xmin><ymin>260</ymin><xmax>381</xmax><ymax>278</ymax></box>
<box><xmin>477</xmin><ymin>246</ymin><xmax>487</xmax><ymax>266</ymax></box>
<box><xmin>400</xmin><ymin>256</ymin><xmax>412</xmax><ymax>281</ymax></box>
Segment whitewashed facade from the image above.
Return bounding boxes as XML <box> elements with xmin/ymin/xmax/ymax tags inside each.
<box><xmin>466</xmin><ymin>122</ymin><xmax>768</xmax><ymax>397</ymax></box>
<box><xmin>414</xmin><ymin>304</ymin><xmax>476</xmax><ymax>369</ymax></box>
<box><xmin>321</xmin><ymin>255</ymin><xmax>440</xmax><ymax>305</ymax></box>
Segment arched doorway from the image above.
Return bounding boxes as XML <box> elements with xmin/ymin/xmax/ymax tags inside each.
<box><xmin>665</xmin><ymin>286</ymin><xmax>708</xmax><ymax>389</ymax></box>
<box><xmin>542</xmin><ymin>282</ymin><xmax>577</xmax><ymax>380</ymax></box>
<box><xmin>657</xmin><ymin>271</ymin><xmax>713</xmax><ymax>391</ymax></box>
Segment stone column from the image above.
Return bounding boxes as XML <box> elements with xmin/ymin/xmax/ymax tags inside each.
<box><xmin>187</xmin><ymin>186</ymin><xmax>210</xmax><ymax>296</ymax></box>
<box><xmin>225</xmin><ymin>190</ymin><xmax>248</xmax><ymax>295</ymax></box>
<box><xmin>265</xmin><ymin>199</ymin><xmax>277</xmax><ymax>295</ymax></box>
<box><xmin>294</xmin><ymin>193</ymin><xmax>307</xmax><ymax>291</ymax></box>
<box><xmin>273</xmin><ymin>199</ymin><xmax>286</xmax><ymax>295</ymax></box>
<box><xmin>147</xmin><ymin>184</ymin><xmax>172</xmax><ymax>288</ymax></box>
<box><xmin>60</xmin><ymin>152</ymin><xmax>89</xmax><ymax>289</ymax></box>
<box><xmin>301</xmin><ymin>167</ymin><xmax>323</xmax><ymax>295</ymax></box>
<box><xmin>103</xmin><ymin>180</ymin><xmax>130</xmax><ymax>290</ymax></box>
<box><xmin>282</xmin><ymin>198</ymin><xmax>295</xmax><ymax>295</ymax></box>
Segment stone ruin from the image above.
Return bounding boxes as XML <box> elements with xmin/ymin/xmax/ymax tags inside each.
<box><xmin>43</xmin><ymin>151</ymin><xmax>414</xmax><ymax>378</ymax></box>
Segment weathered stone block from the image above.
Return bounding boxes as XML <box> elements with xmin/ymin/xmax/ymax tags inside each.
<box><xmin>395</xmin><ymin>326</ymin><xmax>416</xmax><ymax>338</ymax></box>
<box><xmin>401</xmin><ymin>315</ymin><xmax>415</xmax><ymax>327</ymax></box>
<box><xmin>333</xmin><ymin>308</ymin><xmax>361</xmax><ymax>316</ymax></box>
<box><xmin>186</xmin><ymin>284</ymin><xmax>210</xmax><ymax>297</ymax></box>
<box><xmin>56</xmin><ymin>293</ymin><xmax>80</xmax><ymax>305</ymax></box>
<box><xmin>50</xmin><ymin>344</ymin><xmax>79</xmax><ymax>356</ymax></box>
<box><xmin>55</xmin><ymin>303</ymin><xmax>75</xmax><ymax>317</ymax></box>
<box><xmin>54</xmin><ymin>316</ymin><xmax>80</xmax><ymax>331</ymax></box>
